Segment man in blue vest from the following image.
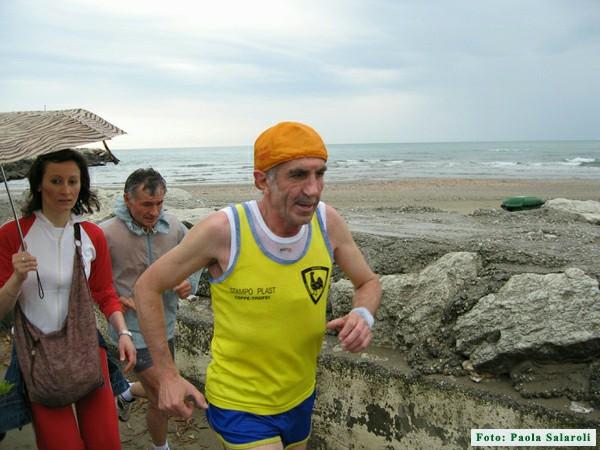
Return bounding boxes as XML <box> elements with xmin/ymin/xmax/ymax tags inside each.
<box><xmin>134</xmin><ymin>122</ymin><xmax>381</xmax><ymax>450</ymax></box>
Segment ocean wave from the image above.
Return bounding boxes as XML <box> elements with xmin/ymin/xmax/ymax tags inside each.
<box><xmin>482</xmin><ymin>161</ymin><xmax>521</xmax><ymax>167</ymax></box>
<box><xmin>565</xmin><ymin>157</ymin><xmax>595</xmax><ymax>163</ymax></box>
<box><xmin>560</xmin><ymin>157</ymin><xmax>598</xmax><ymax>167</ymax></box>
<box><xmin>335</xmin><ymin>158</ymin><xmax>404</xmax><ymax>166</ymax></box>
<box><xmin>333</xmin><ymin>159</ymin><xmax>367</xmax><ymax>166</ymax></box>
<box><xmin>487</xmin><ymin>148</ymin><xmax>522</xmax><ymax>152</ymax></box>
<box><xmin>172</xmin><ymin>177</ymin><xmax>207</xmax><ymax>183</ymax></box>
<box><xmin>580</xmin><ymin>159</ymin><xmax>600</xmax><ymax>167</ymax></box>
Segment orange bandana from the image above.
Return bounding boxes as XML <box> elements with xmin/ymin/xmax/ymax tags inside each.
<box><xmin>254</xmin><ymin>121</ymin><xmax>328</xmax><ymax>172</ymax></box>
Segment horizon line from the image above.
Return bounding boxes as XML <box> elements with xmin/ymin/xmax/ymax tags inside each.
<box><xmin>111</xmin><ymin>138</ymin><xmax>600</xmax><ymax>151</ymax></box>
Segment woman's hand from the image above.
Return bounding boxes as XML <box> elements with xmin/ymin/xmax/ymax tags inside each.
<box><xmin>108</xmin><ymin>311</ymin><xmax>137</xmax><ymax>372</ymax></box>
<box><xmin>119</xmin><ymin>296</ymin><xmax>136</xmax><ymax>311</ymax></box>
<box><xmin>0</xmin><ymin>251</ymin><xmax>37</xmax><ymax>319</ymax></box>
<box><xmin>12</xmin><ymin>251</ymin><xmax>37</xmax><ymax>282</ymax></box>
<box><xmin>118</xmin><ymin>334</ymin><xmax>137</xmax><ymax>373</ymax></box>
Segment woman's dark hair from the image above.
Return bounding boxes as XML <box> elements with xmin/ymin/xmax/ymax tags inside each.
<box><xmin>21</xmin><ymin>149</ymin><xmax>100</xmax><ymax>216</ymax></box>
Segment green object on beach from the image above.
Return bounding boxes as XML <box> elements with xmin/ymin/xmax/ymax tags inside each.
<box><xmin>0</xmin><ymin>380</ymin><xmax>14</xmax><ymax>395</ymax></box>
<box><xmin>501</xmin><ymin>196</ymin><xmax>545</xmax><ymax>211</ymax></box>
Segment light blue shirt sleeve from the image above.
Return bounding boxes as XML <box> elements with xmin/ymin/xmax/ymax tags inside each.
<box><xmin>187</xmin><ymin>268</ymin><xmax>202</xmax><ymax>295</ymax></box>
<box><xmin>179</xmin><ymin>222</ymin><xmax>202</xmax><ymax>295</ymax></box>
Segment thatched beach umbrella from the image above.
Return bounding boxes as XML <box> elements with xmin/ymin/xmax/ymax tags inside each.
<box><xmin>0</xmin><ymin>109</ymin><xmax>125</xmax><ymax>164</ymax></box>
<box><xmin>0</xmin><ymin>108</ymin><xmax>126</xmax><ymax>298</ymax></box>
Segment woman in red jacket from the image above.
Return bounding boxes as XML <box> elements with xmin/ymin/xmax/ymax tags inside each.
<box><xmin>0</xmin><ymin>149</ymin><xmax>136</xmax><ymax>450</ymax></box>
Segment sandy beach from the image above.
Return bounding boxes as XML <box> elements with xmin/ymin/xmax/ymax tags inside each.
<box><xmin>1</xmin><ymin>177</ymin><xmax>598</xmax><ymax>221</ymax></box>
<box><xmin>180</xmin><ymin>177</ymin><xmax>600</xmax><ymax>214</ymax></box>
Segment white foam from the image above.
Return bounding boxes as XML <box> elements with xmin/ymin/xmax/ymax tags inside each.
<box><xmin>564</xmin><ymin>157</ymin><xmax>595</xmax><ymax>164</ymax></box>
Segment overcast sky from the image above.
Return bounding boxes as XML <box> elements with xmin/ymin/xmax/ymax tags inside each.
<box><xmin>1</xmin><ymin>0</ymin><xmax>599</xmax><ymax>148</ymax></box>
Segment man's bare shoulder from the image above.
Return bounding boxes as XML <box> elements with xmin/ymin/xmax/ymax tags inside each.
<box><xmin>324</xmin><ymin>203</ymin><xmax>348</xmax><ymax>229</ymax></box>
<box><xmin>324</xmin><ymin>203</ymin><xmax>341</xmax><ymax>218</ymax></box>
<box><xmin>323</xmin><ymin>203</ymin><xmax>353</xmax><ymax>248</ymax></box>
<box><xmin>178</xmin><ymin>209</ymin><xmax>232</xmax><ymax>270</ymax></box>
<box><xmin>187</xmin><ymin>209</ymin><xmax>231</xmax><ymax>242</ymax></box>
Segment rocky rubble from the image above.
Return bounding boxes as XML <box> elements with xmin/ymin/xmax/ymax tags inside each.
<box><xmin>335</xmin><ymin>201</ymin><xmax>600</xmax><ymax>405</ymax></box>
<box><xmin>545</xmin><ymin>198</ymin><xmax>600</xmax><ymax>224</ymax></box>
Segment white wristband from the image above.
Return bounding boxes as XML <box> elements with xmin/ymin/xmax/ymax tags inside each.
<box><xmin>351</xmin><ymin>307</ymin><xmax>374</xmax><ymax>329</ymax></box>
<box><xmin>118</xmin><ymin>330</ymin><xmax>133</xmax><ymax>338</ymax></box>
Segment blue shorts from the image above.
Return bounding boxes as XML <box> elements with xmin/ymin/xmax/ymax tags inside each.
<box><xmin>134</xmin><ymin>339</ymin><xmax>175</xmax><ymax>373</ymax></box>
<box><xmin>206</xmin><ymin>391</ymin><xmax>316</xmax><ymax>449</ymax></box>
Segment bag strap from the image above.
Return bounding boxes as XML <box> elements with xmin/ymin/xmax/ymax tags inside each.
<box><xmin>74</xmin><ymin>222</ymin><xmax>82</xmax><ymax>243</ymax></box>
<box><xmin>73</xmin><ymin>223</ymin><xmax>91</xmax><ymax>292</ymax></box>
<box><xmin>73</xmin><ymin>223</ymin><xmax>85</xmax><ymax>259</ymax></box>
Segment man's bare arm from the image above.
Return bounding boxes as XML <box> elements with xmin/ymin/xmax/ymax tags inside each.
<box><xmin>325</xmin><ymin>205</ymin><xmax>381</xmax><ymax>352</ymax></box>
<box><xmin>133</xmin><ymin>211</ymin><xmax>229</xmax><ymax>416</ymax></box>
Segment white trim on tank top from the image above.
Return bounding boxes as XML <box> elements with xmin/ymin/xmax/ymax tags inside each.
<box><xmin>220</xmin><ymin>201</ymin><xmax>327</xmax><ymax>273</ymax></box>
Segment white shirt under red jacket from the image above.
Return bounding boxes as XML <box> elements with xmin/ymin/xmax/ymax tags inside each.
<box><xmin>0</xmin><ymin>211</ymin><xmax>121</xmax><ymax>333</ymax></box>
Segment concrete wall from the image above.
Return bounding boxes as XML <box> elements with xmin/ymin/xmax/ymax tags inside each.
<box><xmin>311</xmin><ymin>354</ymin><xmax>599</xmax><ymax>449</ymax></box>
<box><xmin>173</xmin><ymin>303</ymin><xmax>600</xmax><ymax>449</ymax></box>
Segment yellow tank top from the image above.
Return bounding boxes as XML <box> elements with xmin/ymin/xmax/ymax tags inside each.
<box><xmin>207</xmin><ymin>202</ymin><xmax>333</xmax><ymax>414</ymax></box>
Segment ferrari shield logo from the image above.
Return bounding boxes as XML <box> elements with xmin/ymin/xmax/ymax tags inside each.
<box><xmin>301</xmin><ymin>266</ymin><xmax>330</xmax><ymax>305</ymax></box>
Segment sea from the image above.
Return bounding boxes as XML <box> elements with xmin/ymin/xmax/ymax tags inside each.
<box><xmin>7</xmin><ymin>140</ymin><xmax>600</xmax><ymax>189</ymax></box>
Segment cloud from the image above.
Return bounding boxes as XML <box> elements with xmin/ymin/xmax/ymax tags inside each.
<box><xmin>1</xmin><ymin>0</ymin><xmax>599</xmax><ymax>146</ymax></box>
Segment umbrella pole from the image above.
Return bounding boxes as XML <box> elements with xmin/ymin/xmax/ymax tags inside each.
<box><xmin>0</xmin><ymin>164</ymin><xmax>45</xmax><ymax>299</ymax></box>
<box><xmin>102</xmin><ymin>140</ymin><xmax>120</xmax><ymax>164</ymax></box>
<box><xmin>0</xmin><ymin>165</ymin><xmax>27</xmax><ymax>247</ymax></box>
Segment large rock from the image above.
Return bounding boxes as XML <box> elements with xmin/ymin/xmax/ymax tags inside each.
<box><xmin>165</xmin><ymin>207</ymin><xmax>214</xmax><ymax>225</ymax></box>
<box><xmin>159</xmin><ymin>187</ymin><xmax>212</xmax><ymax>225</ymax></box>
<box><xmin>455</xmin><ymin>268</ymin><xmax>600</xmax><ymax>373</ymax></box>
<box><xmin>162</xmin><ymin>187</ymin><xmax>194</xmax><ymax>208</ymax></box>
<box><xmin>87</xmin><ymin>188</ymin><xmax>121</xmax><ymax>223</ymax></box>
<box><xmin>329</xmin><ymin>252</ymin><xmax>482</xmax><ymax>349</ymax></box>
<box><xmin>545</xmin><ymin>198</ymin><xmax>600</xmax><ymax>225</ymax></box>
